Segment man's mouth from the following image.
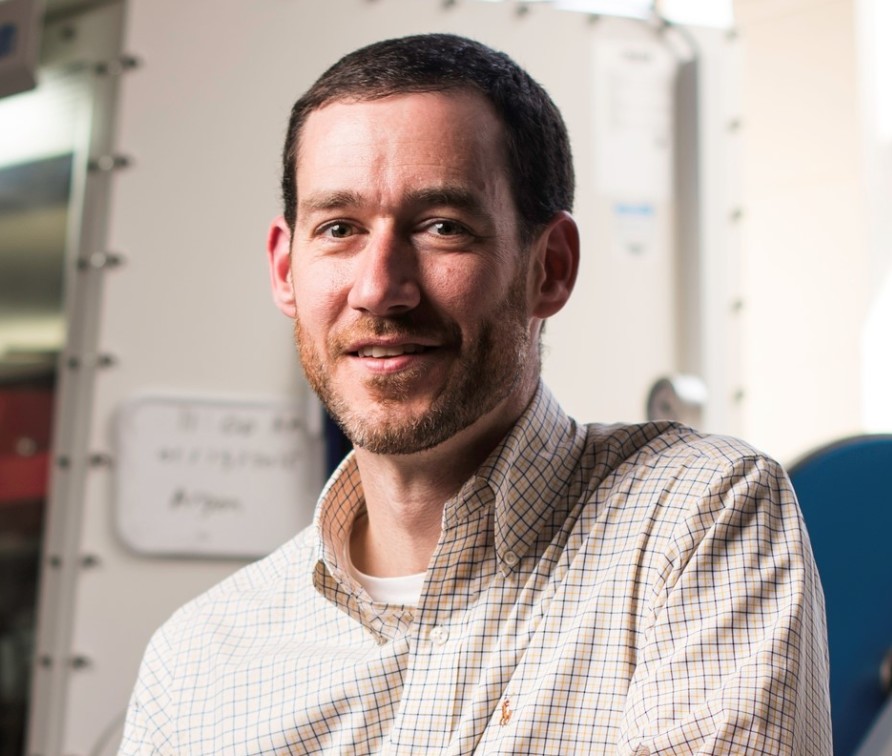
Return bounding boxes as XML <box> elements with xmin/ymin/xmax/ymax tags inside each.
<box><xmin>356</xmin><ymin>344</ymin><xmax>431</xmax><ymax>358</ymax></box>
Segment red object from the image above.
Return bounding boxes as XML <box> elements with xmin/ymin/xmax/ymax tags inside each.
<box><xmin>0</xmin><ymin>452</ymin><xmax>50</xmax><ymax>503</ymax></box>
<box><xmin>0</xmin><ymin>388</ymin><xmax>54</xmax><ymax>504</ymax></box>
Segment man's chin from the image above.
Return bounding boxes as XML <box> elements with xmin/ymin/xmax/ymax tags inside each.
<box><xmin>336</xmin><ymin>407</ymin><xmax>455</xmax><ymax>456</ymax></box>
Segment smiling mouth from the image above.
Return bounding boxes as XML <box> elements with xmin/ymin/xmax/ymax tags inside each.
<box><xmin>356</xmin><ymin>344</ymin><xmax>432</xmax><ymax>358</ymax></box>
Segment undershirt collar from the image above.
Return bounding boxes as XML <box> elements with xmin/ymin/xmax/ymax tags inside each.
<box><xmin>342</xmin><ymin>537</ymin><xmax>426</xmax><ymax>607</ymax></box>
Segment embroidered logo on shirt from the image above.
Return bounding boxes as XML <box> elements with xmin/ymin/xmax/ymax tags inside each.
<box><xmin>499</xmin><ymin>698</ymin><xmax>512</xmax><ymax>726</ymax></box>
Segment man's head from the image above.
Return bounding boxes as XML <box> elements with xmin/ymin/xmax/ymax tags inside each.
<box><xmin>281</xmin><ymin>33</ymin><xmax>574</xmax><ymax>246</ymax></box>
<box><xmin>269</xmin><ymin>35</ymin><xmax>579</xmax><ymax>457</ymax></box>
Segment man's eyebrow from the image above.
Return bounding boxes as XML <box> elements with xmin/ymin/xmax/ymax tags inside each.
<box><xmin>297</xmin><ymin>186</ymin><xmax>489</xmax><ymax>219</ymax></box>
<box><xmin>298</xmin><ymin>190</ymin><xmax>363</xmax><ymax>214</ymax></box>
<box><xmin>406</xmin><ymin>187</ymin><xmax>487</xmax><ymax>217</ymax></box>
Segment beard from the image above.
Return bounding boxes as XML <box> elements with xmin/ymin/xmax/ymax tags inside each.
<box><xmin>294</xmin><ymin>269</ymin><xmax>532</xmax><ymax>456</ymax></box>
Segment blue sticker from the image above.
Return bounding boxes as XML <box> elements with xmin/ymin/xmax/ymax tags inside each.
<box><xmin>614</xmin><ymin>202</ymin><xmax>656</xmax><ymax>218</ymax></box>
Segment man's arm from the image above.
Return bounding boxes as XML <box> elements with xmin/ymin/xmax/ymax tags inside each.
<box><xmin>119</xmin><ymin>624</ymin><xmax>177</xmax><ymax>755</ymax></box>
<box><xmin>619</xmin><ymin>453</ymin><xmax>832</xmax><ymax>754</ymax></box>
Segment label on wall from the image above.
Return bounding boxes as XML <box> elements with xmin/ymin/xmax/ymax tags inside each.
<box><xmin>592</xmin><ymin>36</ymin><xmax>676</xmax><ymax>260</ymax></box>
<box><xmin>115</xmin><ymin>395</ymin><xmax>325</xmax><ymax>558</ymax></box>
<box><xmin>592</xmin><ymin>37</ymin><xmax>675</xmax><ymax>201</ymax></box>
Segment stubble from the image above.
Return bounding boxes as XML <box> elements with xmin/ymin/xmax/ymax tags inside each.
<box><xmin>294</xmin><ymin>268</ymin><xmax>531</xmax><ymax>456</ymax></box>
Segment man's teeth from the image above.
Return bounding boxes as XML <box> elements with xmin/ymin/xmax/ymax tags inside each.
<box><xmin>358</xmin><ymin>344</ymin><xmax>424</xmax><ymax>358</ymax></box>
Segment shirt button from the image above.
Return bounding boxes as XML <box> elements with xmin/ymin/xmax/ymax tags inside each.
<box><xmin>429</xmin><ymin>625</ymin><xmax>449</xmax><ymax>645</ymax></box>
<box><xmin>503</xmin><ymin>550</ymin><xmax>519</xmax><ymax>567</ymax></box>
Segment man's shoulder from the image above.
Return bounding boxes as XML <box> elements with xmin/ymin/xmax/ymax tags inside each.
<box><xmin>155</xmin><ymin>525</ymin><xmax>320</xmax><ymax>646</ymax></box>
<box><xmin>569</xmin><ymin>421</ymin><xmax>806</xmax><ymax>584</ymax></box>
<box><xmin>586</xmin><ymin>419</ymin><xmax>780</xmax><ymax>479</ymax></box>
<box><xmin>579</xmin><ymin>420</ymin><xmax>795</xmax><ymax>524</ymax></box>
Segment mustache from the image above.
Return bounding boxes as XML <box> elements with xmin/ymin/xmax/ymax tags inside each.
<box><xmin>330</xmin><ymin>314</ymin><xmax>461</xmax><ymax>352</ymax></box>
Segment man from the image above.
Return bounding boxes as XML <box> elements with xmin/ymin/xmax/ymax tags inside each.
<box><xmin>121</xmin><ymin>34</ymin><xmax>831</xmax><ymax>754</ymax></box>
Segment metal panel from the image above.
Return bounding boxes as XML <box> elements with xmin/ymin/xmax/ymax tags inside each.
<box><xmin>25</xmin><ymin>4</ymin><xmax>127</xmax><ymax>755</ymax></box>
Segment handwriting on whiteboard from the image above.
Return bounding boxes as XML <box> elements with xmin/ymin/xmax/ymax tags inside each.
<box><xmin>169</xmin><ymin>487</ymin><xmax>242</xmax><ymax>517</ymax></box>
<box><xmin>115</xmin><ymin>395</ymin><xmax>325</xmax><ymax>558</ymax></box>
<box><xmin>156</xmin><ymin>446</ymin><xmax>303</xmax><ymax>471</ymax></box>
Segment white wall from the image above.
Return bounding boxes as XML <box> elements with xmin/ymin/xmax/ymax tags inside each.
<box><xmin>735</xmin><ymin>0</ymin><xmax>869</xmax><ymax>463</ymax></box>
<box><xmin>858</xmin><ymin>0</ymin><xmax>892</xmax><ymax>431</ymax></box>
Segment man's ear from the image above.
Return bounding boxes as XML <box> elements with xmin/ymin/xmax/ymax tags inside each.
<box><xmin>529</xmin><ymin>211</ymin><xmax>579</xmax><ymax>319</ymax></box>
<box><xmin>267</xmin><ymin>215</ymin><xmax>297</xmax><ymax>318</ymax></box>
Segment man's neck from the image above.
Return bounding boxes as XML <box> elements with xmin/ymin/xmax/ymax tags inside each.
<box><xmin>349</xmin><ymin>382</ymin><xmax>536</xmax><ymax>577</ymax></box>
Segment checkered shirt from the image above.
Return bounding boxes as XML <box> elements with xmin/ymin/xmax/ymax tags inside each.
<box><xmin>120</xmin><ymin>383</ymin><xmax>831</xmax><ymax>754</ymax></box>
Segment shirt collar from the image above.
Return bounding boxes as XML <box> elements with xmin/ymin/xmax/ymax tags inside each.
<box><xmin>458</xmin><ymin>381</ymin><xmax>584</xmax><ymax>575</ymax></box>
<box><xmin>314</xmin><ymin>452</ymin><xmax>364</xmax><ymax>589</ymax></box>
<box><xmin>314</xmin><ymin>381</ymin><xmax>583</xmax><ymax>581</ymax></box>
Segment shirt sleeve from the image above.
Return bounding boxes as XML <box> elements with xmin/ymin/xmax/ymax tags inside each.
<box><xmin>618</xmin><ymin>452</ymin><xmax>832</xmax><ymax>755</ymax></box>
<box><xmin>118</xmin><ymin>623</ymin><xmax>178</xmax><ymax>755</ymax></box>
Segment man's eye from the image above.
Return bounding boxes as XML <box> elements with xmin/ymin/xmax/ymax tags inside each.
<box><xmin>322</xmin><ymin>222</ymin><xmax>354</xmax><ymax>239</ymax></box>
<box><xmin>428</xmin><ymin>220</ymin><xmax>467</xmax><ymax>237</ymax></box>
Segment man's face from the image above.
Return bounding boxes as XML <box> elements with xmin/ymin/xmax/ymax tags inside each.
<box><xmin>279</xmin><ymin>91</ymin><xmax>541</xmax><ymax>455</ymax></box>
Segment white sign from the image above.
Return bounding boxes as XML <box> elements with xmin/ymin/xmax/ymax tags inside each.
<box><xmin>593</xmin><ymin>37</ymin><xmax>676</xmax><ymax>201</ymax></box>
<box><xmin>115</xmin><ymin>395</ymin><xmax>325</xmax><ymax>558</ymax></box>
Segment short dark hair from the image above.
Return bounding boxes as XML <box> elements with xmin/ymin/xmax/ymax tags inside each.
<box><xmin>281</xmin><ymin>33</ymin><xmax>574</xmax><ymax>244</ymax></box>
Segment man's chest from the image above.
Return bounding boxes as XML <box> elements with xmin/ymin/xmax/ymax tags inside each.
<box><xmin>189</xmin><ymin>535</ymin><xmax>656</xmax><ymax>755</ymax></box>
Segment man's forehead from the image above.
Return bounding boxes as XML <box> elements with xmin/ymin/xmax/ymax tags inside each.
<box><xmin>294</xmin><ymin>90</ymin><xmax>506</xmax><ymax>166</ymax></box>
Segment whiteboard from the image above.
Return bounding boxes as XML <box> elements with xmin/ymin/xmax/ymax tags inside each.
<box><xmin>114</xmin><ymin>395</ymin><xmax>325</xmax><ymax>558</ymax></box>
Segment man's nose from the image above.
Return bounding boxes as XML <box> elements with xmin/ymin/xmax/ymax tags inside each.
<box><xmin>347</xmin><ymin>230</ymin><xmax>421</xmax><ymax>316</ymax></box>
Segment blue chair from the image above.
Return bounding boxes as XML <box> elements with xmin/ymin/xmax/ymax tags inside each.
<box><xmin>789</xmin><ymin>435</ymin><xmax>892</xmax><ymax>755</ymax></box>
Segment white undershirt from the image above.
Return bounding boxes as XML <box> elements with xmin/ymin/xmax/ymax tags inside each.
<box><xmin>342</xmin><ymin>538</ymin><xmax>427</xmax><ymax>607</ymax></box>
